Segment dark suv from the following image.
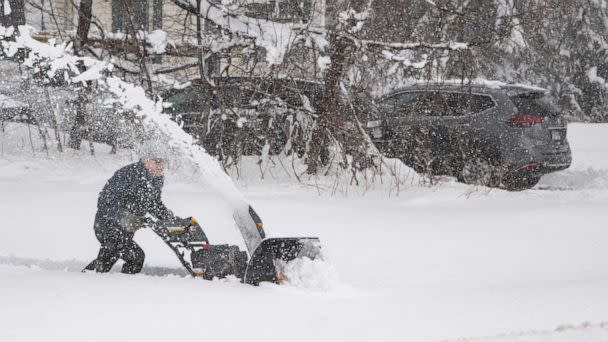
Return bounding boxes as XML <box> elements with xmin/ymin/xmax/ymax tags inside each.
<box><xmin>367</xmin><ymin>81</ymin><xmax>572</xmax><ymax>190</ymax></box>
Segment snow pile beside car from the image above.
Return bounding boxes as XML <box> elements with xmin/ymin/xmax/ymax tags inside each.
<box><xmin>538</xmin><ymin>123</ymin><xmax>608</xmax><ymax>189</ymax></box>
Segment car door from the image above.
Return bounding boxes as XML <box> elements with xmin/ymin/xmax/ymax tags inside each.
<box><xmin>427</xmin><ymin>91</ymin><xmax>490</xmax><ymax>173</ymax></box>
<box><xmin>375</xmin><ymin>91</ymin><xmax>439</xmax><ymax>170</ymax></box>
<box><xmin>438</xmin><ymin>91</ymin><xmax>500</xmax><ymax>174</ymax></box>
<box><xmin>379</xmin><ymin>90</ymin><xmax>488</xmax><ymax>175</ymax></box>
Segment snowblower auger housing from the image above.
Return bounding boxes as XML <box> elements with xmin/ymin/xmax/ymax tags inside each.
<box><xmin>153</xmin><ymin>207</ymin><xmax>323</xmax><ymax>285</ymax></box>
<box><xmin>235</xmin><ymin>206</ymin><xmax>323</xmax><ymax>285</ymax></box>
<box><xmin>243</xmin><ymin>237</ymin><xmax>322</xmax><ymax>285</ymax></box>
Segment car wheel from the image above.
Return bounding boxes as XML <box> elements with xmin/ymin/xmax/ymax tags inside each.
<box><xmin>501</xmin><ymin>171</ymin><xmax>541</xmax><ymax>191</ymax></box>
<box><xmin>458</xmin><ymin>157</ymin><xmax>497</xmax><ymax>187</ymax></box>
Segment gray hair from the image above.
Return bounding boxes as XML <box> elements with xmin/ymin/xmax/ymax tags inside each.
<box><xmin>137</xmin><ymin>142</ymin><xmax>169</xmax><ymax>161</ymax></box>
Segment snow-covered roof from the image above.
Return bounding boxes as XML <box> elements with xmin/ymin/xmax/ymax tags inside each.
<box><xmin>0</xmin><ymin>94</ymin><xmax>27</xmax><ymax>109</ymax></box>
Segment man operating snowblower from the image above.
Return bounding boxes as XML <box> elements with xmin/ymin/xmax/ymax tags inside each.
<box><xmin>84</xmin><ymin>144</ymin><xmax>251</xmax><ymax>279</ymax></box>
<box><xmin>84</xmin><ymin>145</ymin><xmax>180</xmax><ymax>274</ymax></box>
<box><xmin>84</xmin><ymin>143</ymin><xmax>321</xmax><ymax>284</ymax></box>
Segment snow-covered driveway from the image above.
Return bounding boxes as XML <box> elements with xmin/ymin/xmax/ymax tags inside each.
<box><xmin>0</xmin><ymin>123</ymin><xmax>607</xmax><ymax>342</ymax></box>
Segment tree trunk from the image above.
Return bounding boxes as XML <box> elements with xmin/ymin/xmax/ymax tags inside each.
<box><xmin>0</xmin><ymin>0</ymin><xmax>25</xmax><ymax>28</ymax></box>
<box><xmin>69</xmin><ymin>90</ymin><xmax>88</xmax><ymax>150</ymax></box>
<box><xmin>76</xmin><ymin>0</ymin><xmax>92</xmax><ymax>46</ymax></box>
<box><xmin>69</xmin><ymin>0</ymin><xmax>93</xmax><ymax>150</ymax></box>
<box><xmin>306</xmin><ymin>33</ymin><xmax>351</xmax><ymax>174</ymax></box>
<box><xmin>195</xmin><ymin>0</ymin><xmax>213</xmax><ymax>148</ymax></box>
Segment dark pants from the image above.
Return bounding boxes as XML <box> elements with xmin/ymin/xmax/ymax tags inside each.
<box><xmin>88</xmin><ymin>219</ymin><xmax>145</xmax><ymax>274</ymax></box>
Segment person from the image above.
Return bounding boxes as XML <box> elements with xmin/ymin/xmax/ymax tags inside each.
<box><xmin>84</xmin><ymin>145</ymin><xmax>177</xmax><ymax>274</ymax></box>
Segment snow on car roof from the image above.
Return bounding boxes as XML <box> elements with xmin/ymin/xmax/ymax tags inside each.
<box><xmin>0</xmin><ymin>94</ymin><xmax>28</xmax><ymax>109</ymax></box>
<box><xmin>386</xmin><ymin>78</ymin><xmax>548</xmax><ymax>94</ymax></box>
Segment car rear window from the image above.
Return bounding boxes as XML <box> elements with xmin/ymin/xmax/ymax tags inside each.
<box><xmin>510</xmin><ymin>93</ymin><xmax>560</xmax><ymax>116</ymax></box>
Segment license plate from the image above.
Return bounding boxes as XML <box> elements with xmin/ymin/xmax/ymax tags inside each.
<box><xmin>551</xmin><ymin>130</ymin><xmax>562</xmax><ymax>141</ymax></box>
<box><xmin>371</xmin><ymin>127</ymin><xmax>383</xmax><ymax>139</ymax></box>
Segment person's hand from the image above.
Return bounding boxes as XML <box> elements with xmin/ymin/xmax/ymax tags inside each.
<box><xmin>165</xmin><ymin>216</ymin><xmax>193</xmax><ymax>234</ymax></box>
<box><xmin>176</xmin><ymin>216</ymin><xmax>198</xmax><ymax>227</ymax></box>
<box><xmin>119</xmin><ymin>212</ymin><xmax>146</xmax><ymax>233</ymax></box>
<box><xmin>166</xmin><ymin>225</ymin><xmax>187</xmax><ymax>233</ymax></box>
<box><xmin>141</xmin><ymin>216</ymin><xmax>156</xmax><ymax>227</ymax></box>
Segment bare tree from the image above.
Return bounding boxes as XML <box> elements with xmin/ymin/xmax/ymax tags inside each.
<box><xmin>68</xmin><ymin>0</ymin><xmax>92</xmax><ymax>151</ymax></box>
<box><xmin>0</xmin><ymin>0</ymin><xmax>26</xmax><ymax>29</ymax></box>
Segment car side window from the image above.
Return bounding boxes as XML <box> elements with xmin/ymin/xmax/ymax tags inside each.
<box><xmin>425</xmin><ymin>92</ymin><xmax>452</xmax><ymax>117</ymax></box>
<box><xmin>469</xmin><ymin>94</ymin><xmax>495</xmax><ymax>114</ymax></box>
<box><xmin>274</xmin><ymin>86</ymin><xmax>304</xmax><ymax>108</ymax></box>
<box><xmin>165</xmin><ymin>87</ymin><xmax>203</xmax><ymax>112</ymax></box>
<box><xmin>164</xmin><ymin>93</ymin><xmax>185</xmax><ymax>112</ymax></box>
<box><xmin>443</xmin><ymin>92</ymin><xmax>470</xmax><ymax>116</ymax></box>
<box><xmin>189</xmin><ymin>88</ymin><xmax>205</xmax><ymax>111</ymax></box>
<box><xmin>441</xmin><ymin>92</ymin><xmax>495</xmax><ymax>117</ymax></box>
<box><xmin>217</xmin><ymin>84</ymin><xmax>258</xmax><ymax>109</ymax></box>
<box><xmin>380</xmin><ymin>91</ymin><xmax>433</xmax><ymax>117</ymax></box>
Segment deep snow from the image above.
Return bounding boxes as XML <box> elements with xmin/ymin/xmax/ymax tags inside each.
<box><xmin>0</xmin><ymin>123</ymin><xmax>607</xmax><ymax>342</ymax></box>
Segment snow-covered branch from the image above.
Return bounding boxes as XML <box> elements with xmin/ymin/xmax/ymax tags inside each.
<box><xmin>381</xmin><ymin>50</ymin><xmax>427</xmax><ymax>68</ymax></box>
<box><xmin>337</xmin><ymin>0</ymin><xmax>374</xmax><ymax>34</ymax></box>
<box><xmin>0</xmin><ymin>25</ymin><xmax>246</xmax><ymax>205</ymax></box>
<box><xmin>171</xmin><ymin>0</ymin><xmax>325</xmax><ymax>65</ymax></box>
<box><xmin>359</xmin><ymin>39</ymin><xmax>468</xmax><ymax>51</ymax></box>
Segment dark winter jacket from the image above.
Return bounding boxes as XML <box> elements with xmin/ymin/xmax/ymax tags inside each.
<box><xmin>95</xmin><ymin>161</ymin><xmax>173</xmax><ymax>230</ymax></box>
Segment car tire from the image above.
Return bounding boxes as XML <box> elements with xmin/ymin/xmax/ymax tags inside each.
<box><xmin>501</xmin><ymin>172</ymin><xmax>541</xmax><ymax>191</ymax></box>
<box><xmin>458</xmin><ymin>157</ymin><xmax>498</xmax><ymax>187</ymax></box>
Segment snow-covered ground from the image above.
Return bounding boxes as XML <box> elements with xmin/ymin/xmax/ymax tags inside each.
<box><xmin>0</xmin><ymin>123</ymin><xmax>607</xmax><ymax>342</ymax></box>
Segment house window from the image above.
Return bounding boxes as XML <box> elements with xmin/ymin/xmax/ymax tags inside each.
<box><xmin>278</xmin><ymin>0</ymin><xmax>312</xmax><ymax>23</ymax></box>
<box><xmin>112</xmin><ymin>0</ymin><xmax>162</xmax><ymax>33</ymax></box>
<box><xmin>244</xmin><ymin>0</ymin><xmax>312</xmax><ymax>23</ymax></box>
<box><xmin>302</xmin><ymin>0</ymin><xmax>312</xmax><ymax>22</ymax></box>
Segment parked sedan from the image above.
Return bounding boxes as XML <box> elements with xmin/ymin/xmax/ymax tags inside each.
<box><xmin>366</xmin><ymin>81</ymin><xmax>572</xmax><ymax>190</ymax></box>
<box><xmin>163</xmin><ymin>77</ymin><xmax>325</xmax><ymax>158</ymax></box>
<box><xmin>162</xmin><ymin>77</ymin><xmax>374</xmax><ymax>159</ymax></box>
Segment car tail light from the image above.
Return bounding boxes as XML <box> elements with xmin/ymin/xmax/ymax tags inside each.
<box><xmin>520</xmin><ymin>162</ymin><xmax>539</xmax><ymax>169</ymax></box>
<box><xmin>506</xmin><ymin>113</ymin><xmax>543</xmax><ymax>128</ymax></box>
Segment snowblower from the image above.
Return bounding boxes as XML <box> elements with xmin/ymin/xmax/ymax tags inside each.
<box><xmin>151</xmin><ymin>205</ymin><xmax>322</xmax><ymax>285</ymax></box>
